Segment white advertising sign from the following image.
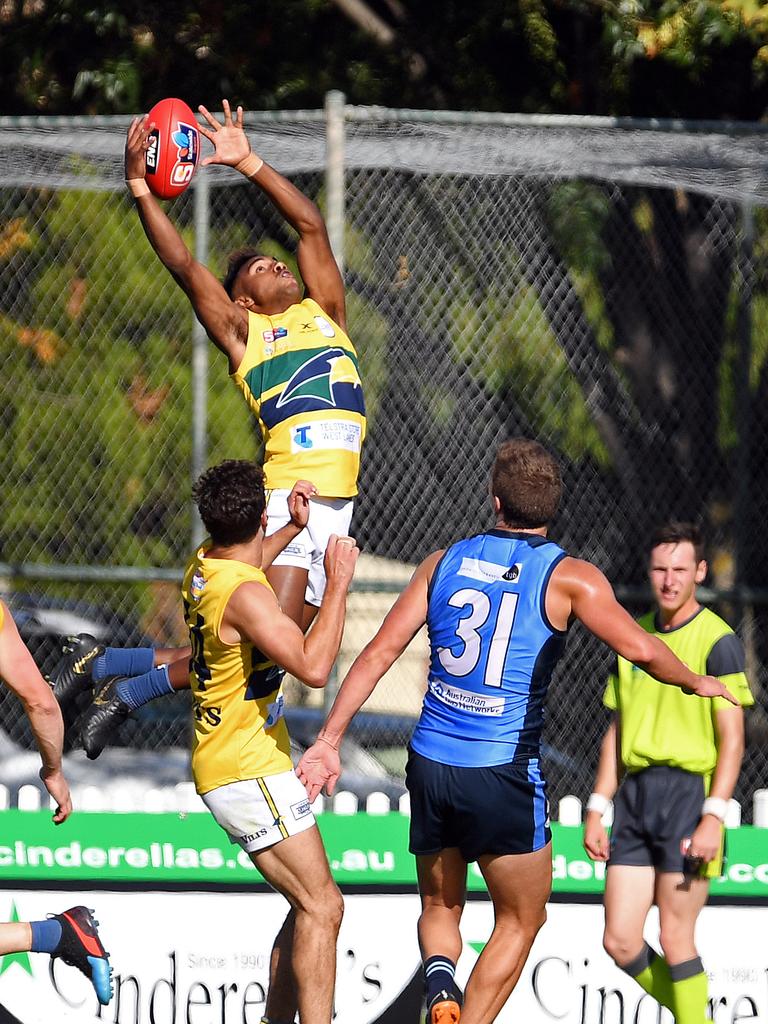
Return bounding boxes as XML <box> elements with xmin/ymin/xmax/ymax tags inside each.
<box><xmin>458</xmin><ymin>903</ymin><xmax>768</xmax><ymax>1023</ymax></box>
<box><xmin>0</xmin><ymin>893</ymin><xmax>764</xmax><ymax>1023</ymax></box>
<box><xmin>0</xmin><ymin>891</ymin><xmax>422</xmax><ymax>1024</ymax></box>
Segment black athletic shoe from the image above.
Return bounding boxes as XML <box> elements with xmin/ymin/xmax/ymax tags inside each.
<box><xmin>52</xmin><ymin>905</ymin><xmax>113</xmax><ymax>1005</ymax></box>
<box><xmin>80</xmin><ymin>676</ymin><xmax>131</xmax><ymax>760</ymax></box>
<box><xmin>49</xmin><ymin>634</ymin><xmax>104</xmax><ymax>719</ymax></box>
<box><xmin>428</xmin><ymin>989</ymin><xmax>462</xmax><ymax>1024</ymax></box>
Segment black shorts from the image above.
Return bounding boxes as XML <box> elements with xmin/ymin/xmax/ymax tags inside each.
<box><xmin>405</xmin><ymin>749</ymin><xmax>551</xmax><ymax>862</ymax></box>
<box><xmin>610</xmin><ymin>766</ymin><xmax>723</xmax><ymax>876</ymax></box>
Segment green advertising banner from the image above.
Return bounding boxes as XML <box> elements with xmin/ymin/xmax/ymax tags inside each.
<box><xmin>0</xmin><ymin>812</ymin><xmax>765</xmax><ymax>897</ymax></box>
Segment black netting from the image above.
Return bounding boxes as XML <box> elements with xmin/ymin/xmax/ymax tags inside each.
<box><xmin>0</xmin><ymin>110</ymin><xmax>766</xmax><ymax>816</ymax></box>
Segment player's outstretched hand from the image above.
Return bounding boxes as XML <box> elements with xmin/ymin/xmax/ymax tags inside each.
<box><xmin>583</xmin><ymin>813</ymin><xmax>610</xmax><ymax>861</ymax></box>
<box><xmin>323</xmin><ymin>535</ymin><xmax>359</xmax><ymax>591</ymax></box>
<box><xmin>125</xmin><ymin>115</ymin><xmax>152</xmax><ymax>180</ymax></box>
<box><xmin>198</xmin><ymin>99</ymin><xmax>252</xmax><ymax>168</ymax></box>
<box><xmin>287</xmin><ymin>480</ymin><xmax>317</xmax><ymax>531</ymax></box>
<box><xmin>40</xmin><ymin>766</ymin><xmax>72</xmax><ymax>825</ymax></box>
<box><xmin>296</xmin><ymin>740</ymin><xmax>341</xmax><ymax>803</ymax></box>
<box><xmin>687</xmin><ymin>675</ymin><xmax>739</xmax><ymax>705</ymax></box>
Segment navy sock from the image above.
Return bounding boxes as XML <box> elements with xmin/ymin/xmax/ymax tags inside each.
<box><xmin>424</xmin><ymin>955</ymin><xmax>460</xmax><ymax>1005</ymax></box>
<box><xmin>115</xmin><ymin>665</ymin><xmax>172</xmax><ymax>711</ymax></box>
<box><xmin>29</xmin><ymin>919</ymin><xmax>62</xmax><ymax>954</ymax></box>
<box><xmin>93</xmin><ymin>646</ymin><xmax>156</xmax><ymax>681</ymax></box>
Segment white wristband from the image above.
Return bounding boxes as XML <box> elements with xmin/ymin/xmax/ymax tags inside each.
<box><xmin>701</xmin><ymin>796</ymin><xmax>729</xmax><ymax>822</ymax></box>
<box><xmin>586</xmin><ymin>792</ymin><xmax>611</xmax><ymax>816</ymax></box>
<box><xmin>235</xmin><ymin>152</ymin><xmax>264</xmax><ymax>177</ymax></box>
<box><xmin>126</xmin><ymin>178</ymin><xmax>150</xmax><ymax>198</ymax></box>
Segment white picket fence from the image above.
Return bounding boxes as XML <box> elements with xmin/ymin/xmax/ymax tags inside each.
<box><xmin>1</xmin><ymin>783</ymin><xmax>767</xmax><ymax>826</ymax></box>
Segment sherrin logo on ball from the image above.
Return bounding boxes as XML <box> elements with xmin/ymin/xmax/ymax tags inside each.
<box><xmin>145</xmin><ymin>97</ymin><xmax>200</xmax><ymax>199</ymax></box>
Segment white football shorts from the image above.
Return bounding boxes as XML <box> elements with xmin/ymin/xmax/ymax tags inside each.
<box><xmin>265</xmin><ymin>489</ymin><xmax>354</xmax><ymax>606</ymax></box>
<box><xmin>201</xmin><ymin>770</ymin><xmax>316</xmax><ymax>853</ymax></box>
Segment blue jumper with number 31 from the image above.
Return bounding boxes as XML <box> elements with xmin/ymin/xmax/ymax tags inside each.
<box><xmin>411</xmin><ymin>530</ymin><xmax>569</xmax><ymax>769</ymax></box>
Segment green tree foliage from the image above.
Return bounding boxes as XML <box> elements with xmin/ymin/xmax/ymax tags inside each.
<box><xmin>1</xmin><ymin>1</ymin><xmax>766</xmax><ymax>117</ymax></box>
<box><xmin>2</xmin><ymin>0</ymin><xmax>768</xmax><ymax>569</ymax></box>
<box><xmin>0</xmin><ymin>186</ymin><xmax>254</xmax><ymax>575</ymax></box>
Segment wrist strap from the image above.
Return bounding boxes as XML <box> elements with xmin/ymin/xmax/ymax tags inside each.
<box><xmin>317</xmin><ymin>735</ymin><xmax>339</xmax><ymax>752</ymax></box>
<box><xmin>586</xmin><ymin>792</ymin><xmax>611</xmax><ymax>816</ymax></box>
<box><xmin>701</xmin><ymin>796</ymin><xmax>729</xmax><ymax>822</ymax></box>
<box><xmin>235</xmin><ymin>152</ymin><xmax>264</xmax><ymax>178</ymax></box>
<box><xmin>126</xmin><ymin>178</ymin><xmax>150</xmax><ymax>198</ymax></box>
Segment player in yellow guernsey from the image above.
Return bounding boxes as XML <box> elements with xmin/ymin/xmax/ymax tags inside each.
<box><xmin>183</xmin><ymin>550</ymin><xmax>293</xmax><ymax>795</ymax></box>
<box><xmin>60</xmin><ymin>101</ymin><xmax>364</xmax><ymax>745</ymax></box>
<box><xmin>182</xmin><ymin>459</ymin><xmax>358</xmax><ymax>1024</ymax></box>
<box><xmin>124</xmin><ymin>99</ymin><xmax>365</xmax><ymax>629</ymax></box>
<box><xmin>584</xmin><ymin>522</ymin><xmax>753</xmax><ymax>1024</ymax></box>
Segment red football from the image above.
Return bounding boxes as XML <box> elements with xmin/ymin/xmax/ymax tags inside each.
<box><xmin>144</xmin><ymin>97</ymin><xmax>201</xmax><ymax>199</ymax></box>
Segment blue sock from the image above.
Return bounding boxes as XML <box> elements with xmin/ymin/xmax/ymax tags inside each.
<box><xmin>424</xmin><ymin>955</ymin><xmax>460</xmax><ymax>1006</ymax></box>
<box><xmin>115</xmin><ymin>665</ymin><xmax>173</xmax><ymax>711</ymax></box>
<box><xmin>93</xmin><ymin>646</ymin><xmax>156</xmax><ymax>681</ymax></box>
<box><xmin>29</xmin><ymin>919</ymin><xmax>62</xmax><ymax>954</ymax></box>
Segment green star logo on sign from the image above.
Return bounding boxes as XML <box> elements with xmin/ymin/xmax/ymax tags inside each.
<box><xmin>0</xmin><ymin>902</ymin><xmax>33</xmax><ymax>976</ymax></box>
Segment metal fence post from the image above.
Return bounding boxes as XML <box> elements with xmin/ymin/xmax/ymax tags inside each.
<box><xmin>191</xmin><ymin>166</ymin><xmax>210</xmax><ymax>548</ymax></box>
<box><xmin>735</xmin><ymin>203</ymin><xmax>754</xmax><ymax>567</ymax></box>
<box><xmin>324</xmin><ymin>90</ymin><xmax>346</xmax><ymax>275</ymax></box>
<box><xmin>324</xmin><ymin>91</ymin><xmax>345</xmax><ymax>712</ymax></box>
<box><xmin>736</xmin><ymin>202</ymin><xmax>756</xmax><ymax>682</ymax></box>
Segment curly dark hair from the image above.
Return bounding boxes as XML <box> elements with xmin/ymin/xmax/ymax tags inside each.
<box><xmin>222</xmin><ymin>248</ymin><xmax>270</xmax><ymax>298</ymax></box>
<box><xmin>192</xmin><ymin>460</ymin><xmax>266</xmax><ymax>545</ymax></box>
<box><xmin>491</xmin><ymin>438</ymin><xmax>562</xmax><ymax>529</ymax></box>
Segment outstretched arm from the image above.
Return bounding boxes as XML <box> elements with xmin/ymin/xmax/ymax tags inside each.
<box><xmin>552</xmin><ymin>559</ymin><xmax>739</xmax><ymax>704</ymax></box>
<box><xmin>125</xmin><ymin>115</ymin><xmax>247</xmax><ymax>369</ymax></box>
<box><xmin>0</xmin><ymin>603</ymin><xmax>71</xmax><ymax>824</ymax></box>
<box><xmin>262</xmin><ymin>480</ymin><xmax>317</xmax><ymax>569</ymax></box>
<box><xmin>224</xmin><ymin>535</ymin><xmax>358</xmax><ymax>686</ymax></box>
<box><xmin>295</xmin><ymin>550</ymin><xmax>442</xmax><ymax>801</ymax></box>
<box><xmin>198</xmin><ymin>100</ymin><xmax>346</xmax><ymax>329</ymax></box>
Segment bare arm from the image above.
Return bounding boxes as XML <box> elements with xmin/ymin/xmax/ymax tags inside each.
<box><xmin>262</xmin><ymin>480</ymin><xmax>317</xmax><ymax>569</ymax></box>
<box><xmin>321</xmin><ymin>551</ymin><xmax>440</xmax><ymax>745</ymax></box>
<box><xmin>551</xmin><ymin>558</ymin><xmax>739</xmax><ymax>703</ymax></box>
<box><xmin>125</xmin><ymin>115</ymin><xmax>247</xmax><ymax>368</ymax></box>
<box><xmin>688</xmin><ymin>705</ymin><xmax>745</xmax><ymax>863</ymax></box>
<box><xmin>0</xmin><ymin>603</ymin><xmax>71</xmax><ymax>823</ymax></box>
<box><xmin>708</xmin><ymin>705</ymin><xmax>745</xmax><ymax>803</ymax></box>
<box><xmin>583</xmin><ymin>714</ymin><xmax>620</xmax><ymax>861</ymax></box>
<box><xmin>592</xmin><ymin>714</ymin><xmax>621</xmax><ymax>800</ymax></box>
<box><xmin>223</xmin><ymin>535</ymin><xmax>358</xmax><ymax>686</ymax></box>
<box><xmin>295</xmin><ymin>550</ymin><xmax>442</xmax><ymax>800</ymax></box>
<box><xmin>198</xmin><ymin>101</ymin><xmax>346</xmax><ymax>329</ymax></box>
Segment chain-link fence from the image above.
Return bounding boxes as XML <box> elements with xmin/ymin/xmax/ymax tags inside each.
<box><xmin>0</xmin><ymin>105</ymin><xmax>766</xmax><ymax>814</ymax></box>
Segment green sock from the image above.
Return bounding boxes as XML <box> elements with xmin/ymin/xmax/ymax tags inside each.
<box><xmin>620</xmin><ymin>943</ymin><xmax>674</xmax><ymax>1010</ymax></box>
<box><xmin>669</xmin><ymin>958</ymin><xmax>708</xmax><ymax>1024</ymax></box>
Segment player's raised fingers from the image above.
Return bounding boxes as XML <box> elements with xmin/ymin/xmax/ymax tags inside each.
<box><xmin>197</xmin><ymin>104</ymin><xmax>221</xmax><ymax>131</ymax></box>
<box><xmin>127</xmin><ymin>115</ymin><xmax>145</xmax><ymax>141</ymax></box>
<box><xmin>236</xmin><ymin>105</ymin><xmax>244</xmax><ymax>129</ymax></box>
<box><xmin>197</xmin><ymin>123</ymin><xmax>217</xmax><ymax>145</ymax></box>
<box><xmin>222</xmin><ymin>98</ymin><xmax>233</xmax><ymax>124</ymax></box>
